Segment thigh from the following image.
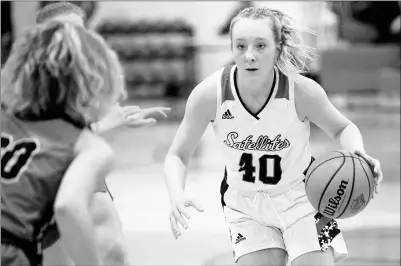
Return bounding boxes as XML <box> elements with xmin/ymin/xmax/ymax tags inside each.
<box><xmin>291</xmin><ymin>248</ymin><xmax>334</xmax><ymax>266</ymax></box>
<box><xmin>224</xmin><ymin>206</ymin><xmax>287</xmax><ymax>264</ymax></box>
<box><xmin>1</xmin><ymin>243</ymin><xmax>31</xmax><ymax>266</ymax></box>
<box><xmin>237</xmin><ymin>248</ymin><xmax>288</xmax><ymax>266</ymax></box>
<box><xmin>283</xmin><ymin>212</ymin><xmax>348</xmax><ymax>264</ymax></box>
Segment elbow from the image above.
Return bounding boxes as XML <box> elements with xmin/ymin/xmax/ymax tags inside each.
<box><xmin>54</xmin><ymin>202</ymin><xmax>73</xmax><ymax>223</ymax></box>
<box><xmin>54</xmin><ymin>197</ymin><xmax>85</xmax><ymax>221</ymax></box>
<box><xmin>164</xmin><ymin>148</ymin><xmax>177</xmax><ymax>165</ymax></box>
<box><xmin>333</xmin><ymin>122</ymin><xmax>354</xmax><ymax>140</ymax></box>
<box><xmin>333</xmin><ymin>128</ymin><xmax>344</xmax><ymax>141</ymax></box>
<box><xmin>164</xmin><ymin>150</ymin><xmax>189</xmax><ymax>168</ymax></box>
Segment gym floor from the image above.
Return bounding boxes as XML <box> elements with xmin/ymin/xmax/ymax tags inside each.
<box><xmin>105</xmin><ymin>99</ymin><xmax>400</xmax><ymax>265</ymax></box>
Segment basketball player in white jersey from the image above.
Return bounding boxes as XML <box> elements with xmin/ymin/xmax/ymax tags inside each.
<box><xmin>164</xmin><ymin>7</ymin><xmax>383</xmax><ymax>266</ymax></box>
<box><xmin>35</xmin><ymin>3</ymin><xmax>170</xmax><ymax>265</ymax></box>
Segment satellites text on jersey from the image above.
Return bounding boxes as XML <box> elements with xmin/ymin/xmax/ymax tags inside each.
<box><xmin>223</xmin><ymin>132</ymin><xmax>291</xmax><ymax>152</ymax></box>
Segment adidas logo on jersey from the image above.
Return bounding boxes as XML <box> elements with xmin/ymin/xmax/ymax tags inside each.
<box><xmin>235</xmin><ymin>233</ymin><xmax>246</xmax><ymax>244</ymax></box>
<box><xmin>222</xmin><ymin>110</ymin><xmax>234</xmax><ymax>119</ymax></box>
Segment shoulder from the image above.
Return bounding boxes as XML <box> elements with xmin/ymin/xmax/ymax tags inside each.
<box><xmin>293</xmin><ymin>74</ymin><xmax>328</xmax><ymax>103</ymax></box>
<box><xmin>292</xmin><ymin>74</ymin><xmax>330</xmax><ymax>120</ymax></box>
<box><xmin>190</xmin><ymin>68</ymin><xmax>222</xmax><ymax>102</ymax></box>
<box><xmin>74</xmin><ymin>129</ymin><xmax>114</xmax><ymax>159</ymax></box>
<box><xmin>185</xmin><ymin>68</ymin><xmax>223</xmax><ymax>120</ymax></box>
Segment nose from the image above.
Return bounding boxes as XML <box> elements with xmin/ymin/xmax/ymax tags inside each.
<box><xmin>245</xmin><ymin>48</ymin><xmax>256</xmax><ymax>63</ymax></box>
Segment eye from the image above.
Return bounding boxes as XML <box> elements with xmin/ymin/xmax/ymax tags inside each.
<box><xmin>256</xmin><ymin>44</ymin><xmax>266</xmax><ymax>49</ymax></box>
<box><xmin>236</xmin><ymin>44</ymin><xmax>246</xmax><ymax>50</ymax></box>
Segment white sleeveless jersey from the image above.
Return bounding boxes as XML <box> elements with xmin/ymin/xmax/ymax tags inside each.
<box><xmin>212</xmin><ymin>65</ymin><xmax>313</xmax><ymax>194</ymax></box>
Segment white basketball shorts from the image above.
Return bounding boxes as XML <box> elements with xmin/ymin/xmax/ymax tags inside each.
<box><xmin>220</xmin><ymin>179</ymin><xmax>348</xmax><ymax>263</ymax></box>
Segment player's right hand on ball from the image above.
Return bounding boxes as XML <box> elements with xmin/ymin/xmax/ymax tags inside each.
<box><xmin>169</xmin><ymin>195</ymin><xmax>204</xmax><ymax>239</ymax></box>
<box><xmin>354</xmin><ymin>150</ymin><xmax>383</xmax><ymax>199</ymax></box>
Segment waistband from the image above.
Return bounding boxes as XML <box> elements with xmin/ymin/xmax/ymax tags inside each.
<box><xmin>227</xmin><ymin>179</ymin><xmax>304</xmax><ymax>198</ymax></box>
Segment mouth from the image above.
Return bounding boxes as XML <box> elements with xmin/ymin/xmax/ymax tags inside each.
<box><xmin>246</xmin><ymin>68</ymin><xmax>258</xmax><ymax>72</ymax></box>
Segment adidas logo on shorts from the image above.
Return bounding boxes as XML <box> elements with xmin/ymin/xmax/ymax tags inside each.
<box><xmin>222</xmin><ymin>109</ymin><xmax>234</xmax><ymax>119</ymax></box>
<box><xmin>235</xmin><ymin>233</ymin><xmax>246</xmax><ymax>244</ymax></box>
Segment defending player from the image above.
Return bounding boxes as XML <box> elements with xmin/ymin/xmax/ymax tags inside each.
<box><xmin>164</xmin><ymin>7</ymin><xmax>383</xmax><ymax>266</ymax></box>
<box><xmin>1</xmin><ymin>21</ymin><xmax>126</xmax><ymax>265</ymax></box>
<box><xmin>33</xmin><ymin>3</ymin><xmax>169</xmax><ymax>265</ymax></box>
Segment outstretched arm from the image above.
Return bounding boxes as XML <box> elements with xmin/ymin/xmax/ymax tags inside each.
<box><xmin>165</xmin><ymin>72</ymin><xmax>218</xmax><ymax>201</ymax></box>
<box><xmin>164</xmin><ymin>72</ymin><xmax>218</xmax><ymax>238</ymax></box>
<box><xmin>54</xmin><ymin>130</ymin><xmax>114</xmax><ymax>265</ymax></box>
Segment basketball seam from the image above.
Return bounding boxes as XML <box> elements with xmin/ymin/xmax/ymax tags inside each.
<box><xmin>337</xmin><ymin>150</ymin><xmax>346</xmax><ymax>157</ymax></box>
<box><xmin>358</xmin><ymin>157</ymin><xmax>373</xmax><ymax>176</ymax></box>
<box><xmin>317</xmin><ymin>153</ymin><xmax>346</xmax><ymax>212</ymax></box>
<box><xmin>305</xmin><ymin>154</ymin><xmax>357</xmax><ymax>187</ymax></box>
<box><xmin>337</xmin><ymin>151</ymin><xmax>356</xmax><ymax>218</ymax></box>
<box><xmin>358</xmin><ymin>157</ymin><xmax>372</xmax><ymax>206</ymax></box>
<box><xmin>305</xmin><ymin>151</ymin><xmax>346</xmax><ymax>187</ymax></box>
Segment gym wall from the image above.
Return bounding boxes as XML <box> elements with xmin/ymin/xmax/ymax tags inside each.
<box><xmin>11</xmin><ymin>1</ymin><xmax>320</xmax><ymax>81</ymax></box>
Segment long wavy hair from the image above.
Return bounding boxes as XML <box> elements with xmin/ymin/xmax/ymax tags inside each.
<box><xmin>36</xmin><ymin>2</ymin><xmax>85</xmax><ymax>24</ymax></box>
<box><xmin>229</xmin><ymin>7</ymin><xmax>317</xmax><ymax>78</ymax></box>
<box><xmin>1</xmin><ymin>21</ymin><xmax>126</xmax><ymax>125</ymax></box>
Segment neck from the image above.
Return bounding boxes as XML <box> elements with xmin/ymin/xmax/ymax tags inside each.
<box><xmin>236</xmin><ymin>67</ymin><xmax>275</xmax><ymax>98</ymax></box>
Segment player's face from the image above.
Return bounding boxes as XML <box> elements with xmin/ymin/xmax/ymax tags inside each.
<box><xmin>231</xmin><ymin>18</ymin><xmax>277</xmax><ymax>79</ymax></box>
<box><xmin>52</xmin><ymin>14</ymin><xmax>84</xmax><ymax>26</ymax></box>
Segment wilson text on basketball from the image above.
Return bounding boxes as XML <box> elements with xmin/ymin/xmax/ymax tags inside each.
<box><xmin>323</xmin><ymin>180</ymin><xmax>349</xmax><ymax>216</ymax></box>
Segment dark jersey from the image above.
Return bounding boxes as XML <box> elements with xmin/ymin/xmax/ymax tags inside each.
<box><xmin>1</xmin><ymin>112</ymin><xmax>83</xmax><ymax>243</ymax></box>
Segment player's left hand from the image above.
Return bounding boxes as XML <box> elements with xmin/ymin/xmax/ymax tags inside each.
<box><xmin>354</xmin><ymin>150</ymin><xmax>383</xmax><ymax>199</ymax></box>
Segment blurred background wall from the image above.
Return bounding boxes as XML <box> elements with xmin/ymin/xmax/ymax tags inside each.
<box><xmin>2</xmin><ymin>1</ymin><xmax>400</xmax><ymax>106</ymax></box>
<box><xmin>6</xmin><ymin>2</ymin><xmax>320</xmax><ymax>92</ymax></box>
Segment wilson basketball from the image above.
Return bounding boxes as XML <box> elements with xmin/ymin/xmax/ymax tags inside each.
<box><xmin>305</xmin><ymin>150</ymin><xmax>375</xmax><ymax>219</ymax></box>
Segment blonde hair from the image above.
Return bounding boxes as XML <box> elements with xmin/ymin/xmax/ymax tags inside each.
<box><xmin>1</xmin><ymin>21</ymin><xmax>126</xmax><ymax>125</ymax></box>
<box><xmin>36</xmin><ymin>2</ymin><xmax>85</xmax><ymax>24</ymax></box>
<box><xmin>229</xmin><ymin>7</ymin><xmax>317</xmax><ymax>77</ymax></box>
